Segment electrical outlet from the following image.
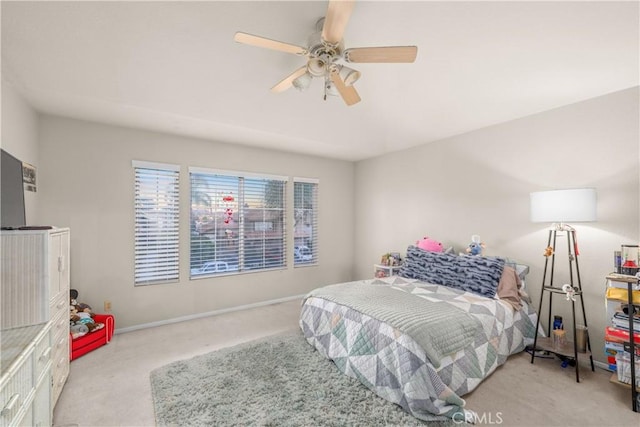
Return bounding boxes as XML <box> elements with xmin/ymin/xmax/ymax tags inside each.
<box><xmin>104</xmin><ymin>300</ymin><xmax>111</xmax><ymax>311</ymax></box>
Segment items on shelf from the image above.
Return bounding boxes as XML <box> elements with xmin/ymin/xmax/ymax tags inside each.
<box><xmin>552</xmin><ymin>329</ymin><xmax>566</xmax><ymax>349</ymax></box>
<box><xmin>375</xmin><ymin>252</ymin><xmax>404</xmax><ymax>278</ymax></box>
<box><xmin>374</xmin><ymin>263</ymin><xmax>402</xmax><ymax>278</ymax></box>
<box><xmin>604</xmin><ymin>273</ymin><xmax>639</xmax><ymax>413</ymax></box>
<box><xmin>616</xmin><ymin>352</ymin><xmax>640</xmax><ymax>386</ymax></box>
<box><xmin>380</xmin><ymin>252</ymin><xmax>402</xmax><ymax>266</ymax></box>
<box><xmin>553</xmin><ymin>315</ymin><xmax>564</xmax><ymax>331</ymax></box>
<box><xmin>616</xmin><ymin>244</ymin><xmax>639</xmax><ymax>276</ymax></box>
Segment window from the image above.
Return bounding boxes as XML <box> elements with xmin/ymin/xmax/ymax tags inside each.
<box><xmin>190</xmin><ymin>168</ymin><xmax>287</xmax><ymax>277</ymax></box>
<box><xmin>294</xmin><ymin>178</ymin><xmax>318</xmax><ymax>266</ymax></box>
<box><xmin>133</xmin><ymin>161</ymin><xmax>180</xmax><ymax>285</ymax></box>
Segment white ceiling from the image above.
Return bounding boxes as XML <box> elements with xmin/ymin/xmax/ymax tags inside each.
<box><xmin>2</xmin><ymin>1</ymin><xmax>638</xmax><ymax>161</ymax></box>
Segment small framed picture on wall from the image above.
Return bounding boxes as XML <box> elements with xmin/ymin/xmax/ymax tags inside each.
<box><xmin>22</xmin><ymin>162</ymin><xmax>36</xmax><ymax>192</ymax></box>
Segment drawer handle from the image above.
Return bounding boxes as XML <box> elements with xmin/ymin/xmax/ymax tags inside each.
<box><xmin>40</xmin><ymin>347</ymin><xmax>52</xmax><ymax>361</ymax></box>
<box><xmin>1</xmin><ymin>393</ymin><xmax>20</xmax><ymax>416</ymax></box>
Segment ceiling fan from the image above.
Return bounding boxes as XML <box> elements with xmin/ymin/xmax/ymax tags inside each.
<box><xmin>233</xmin><ymin>0</ymin><xmax>418</xmax><ymax>106</ymax></box>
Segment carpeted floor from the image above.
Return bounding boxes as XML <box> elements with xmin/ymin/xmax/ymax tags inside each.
<box><xmin>57</xmin><ymin>300</ymin><xmax>639</xmax><ymax>426</ymax></box>
<box><xmin>150</xmin><ymin>331</ymin><xmax>458</xmax><ymax>427</ymax></box>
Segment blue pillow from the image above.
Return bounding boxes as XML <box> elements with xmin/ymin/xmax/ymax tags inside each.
<box><xmin>399</xmin><ymin>245</ymin><xmax>505</xmax><ymax>298</ymax></box>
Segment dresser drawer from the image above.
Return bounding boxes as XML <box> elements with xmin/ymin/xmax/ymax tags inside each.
<box><xmin>33</xmin><ymin>327</ymin><xmax>52</xmax><ymax>383</ymax></box>
<box><xmin>51</xmin><ymin>332</ymin><xmax>69</xmax><ymax>395</ymax></box>
<box><xmin>50</xmin><ymin>309</ymin><xmax>69</xmax><ymax>408</ymax></box>
<box><xmin>50</xmin><ymin>309</ymin><xmax>69</xmax><ymax>343</ymax></box>
<box><xmin>49</xmin><ymin>292</ymin><xmax>67</xmax><ymax>317</ymax></box>
<box><xmin>52</xmin><ymin>330</ymin><xmax>68</xmax><ymax>359</ymax></box>
<box><xmin>51</xmin><ymin>351</ymin><xmax>69</xmax><ymax>406</ymax></box>
<box><xmin>0</xmin><ymin>348</ymin><xmax>34</xmax><ymax>427</ymax></box>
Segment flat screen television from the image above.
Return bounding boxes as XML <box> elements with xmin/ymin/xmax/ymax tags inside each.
<box><xmin>1</xmin><ymin>149</ymin><xmax>27</xmax><ymax>229</ymax></box>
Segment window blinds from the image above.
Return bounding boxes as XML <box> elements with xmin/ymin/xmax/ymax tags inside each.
<box><xmin>293</xmin><ymin>178</ymin><xmax>318</xmax><ymax>266</ymax></box>
<box><xmin>190</xmin><ymin>168</ymin><xmax>287</xmax><ymax>277</ymax></box>
<box><xmin>133</xmin><ymin>162</ymin><xmax>180</xmax><ymax>285</ymax></box>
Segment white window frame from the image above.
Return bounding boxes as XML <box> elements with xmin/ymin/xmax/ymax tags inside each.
<box><xmin>132</xmin><ymin>160</ymin><xmax>180</xmax><ymax>286</ymax></box>
<box><xmin>293</xmin><ymin>177</ymin><xmax>318</xmax><ymax>267</ymax></box>
<box><xmin>189</xmin><ymin>167</ymin><xmax>288</xmax><ymax>278</ymax></box>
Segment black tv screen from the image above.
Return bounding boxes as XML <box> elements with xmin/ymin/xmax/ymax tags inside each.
<box><xmin>1</xmin><ymin>149</ymin><xmax>26</xmax><ymax>228</ymax></box>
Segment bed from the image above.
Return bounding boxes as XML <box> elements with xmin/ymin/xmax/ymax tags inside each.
<box><xmin>299</xmin><ymin>245</ymin><xmax>538</xmax><ymax>422</ymax></box>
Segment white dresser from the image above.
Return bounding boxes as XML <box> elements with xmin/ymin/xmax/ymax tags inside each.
<box><xmin>0</xmin><ymin>324</ymin><xmax>52</xmax><ymax>427</ymax></box>
<box><xmin>1</xmin><ymin>228</ymin><xmax>71</xmax><ymax>424</ymax></box>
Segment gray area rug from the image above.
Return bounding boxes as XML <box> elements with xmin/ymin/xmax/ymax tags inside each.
<box><xmin>150</xmin><ymin>331</ymin><xmax>457</xmax><ymax>426</ymax></box>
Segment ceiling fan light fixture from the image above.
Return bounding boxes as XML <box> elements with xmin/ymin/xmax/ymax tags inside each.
<box><xmin>336</xmin><ymin>64</ymin><xmax>360</xmax><ymax>86</ymax></box>
<box><xmin>307</xmin><ymin>58</ymin><xmax>326</xmax><ymax>77</ymax></box>
<box><xmin>292</xmin><ymin>71</ymin><xmax>312</xmax><ymax>91</ymax></box>
<box><xmin>235</xmin><ymin>0</ymin><xmax>418</xmax><ymax>106</ymax></box>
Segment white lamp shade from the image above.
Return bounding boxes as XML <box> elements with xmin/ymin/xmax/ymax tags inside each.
<box><xmin>292</xmin><ymin>72</ymin><xmax>312</xmax><ymax>91</ymax></box>
<box><xmin>530</xmin><ymin>188</ymin><xmax>597</xmax><ymax>223</ymax></box>
<box><xmin>335</xmin><ymin>65</ymin><xmax>360</xmax><ymax>86</ymax></box>
<box><xmin>307</xmin><ymin>58</ymin><xmax>326</xmax><ymax>77</ymax></box>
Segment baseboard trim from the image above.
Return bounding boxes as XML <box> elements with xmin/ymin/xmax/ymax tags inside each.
<box><xmin>593</xmin><ymin>360</ymin><xmax>609</xmax><ymax>371</ymax></box>
<box><xmin>114</xmin><ymin>294</ymin><xmax>306</xmax><ymax>335</ymax></box>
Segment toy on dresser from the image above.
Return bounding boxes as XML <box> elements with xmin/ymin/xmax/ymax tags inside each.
<box><xmin>70</xmin><ymin>289</ymin><xmax>104</xmax><ymax>339</ymax></box>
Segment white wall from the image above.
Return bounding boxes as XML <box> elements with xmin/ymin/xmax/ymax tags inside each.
<box><xmin>37</xmin><ymin>116</ymin><xmax>355</xmax><ymax>329</ymax></box>
<box><xmin>1</xmin><ymin>78</ymin><xmax>39</xmax><ymax>224</ymax></box>
<box><xmin>354</xmin><ymin>87</ymin><xmax>640</xmax><ymax>365</ymax></box>
<box><xmin>5</xmin><ymin>77</ymin><xmax>638</xmax><ymax>361</ymax></box>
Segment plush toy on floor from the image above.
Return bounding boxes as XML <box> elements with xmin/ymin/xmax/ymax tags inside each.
<box><xmin>70</xmin><ymin>306</ymin><xmax>89</xmax><ymax>338</ymax></box>
<box><xmin>70</xmin><ymin>289</ymin><xmax>104</xmax><ymax>339</ymax></box>
<box><xmin>416</xmin><ymin>236</ymin><xmax>443</xmax><ymax>253</ymax></box>
<box><xmin>70</xmin><ymin>288</ymin><xmax>92</xmax><ymax>312</ymax></box>
<box><xmin>466</xmin><ymin>235</ymin><xmax>485</xmax><ymax>256</ymax></box>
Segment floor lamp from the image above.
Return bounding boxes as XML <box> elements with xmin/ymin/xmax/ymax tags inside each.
<box><xmin>529</xmin><ymin>188</ymin><xmax>597</xmax><ymax>381</ymax></box>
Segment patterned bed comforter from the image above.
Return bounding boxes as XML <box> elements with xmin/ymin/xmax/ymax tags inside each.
<box><xmin>299</xmin><ymin>276</ymin><xmax>537</xmax><ymax>422</ymax></box>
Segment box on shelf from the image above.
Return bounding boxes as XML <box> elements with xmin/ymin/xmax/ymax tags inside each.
<box><xmin>606</xmin><ymin>287</ymin><xmax>640</xmax><ymax>304</ymax></box>
<box><xmin>605</xmin><ymin>326</ymin><xmax>640</xmax><ymax>344</ymax></box>
<box><xmin>607</xmin><ymin>275</ymin><xmax>640</xmax><ymax>291</ymax></box>
<box><xmin>616</xmin><ymin>351</ymin><xmax>640</xmax><ymax>385</ymax></box>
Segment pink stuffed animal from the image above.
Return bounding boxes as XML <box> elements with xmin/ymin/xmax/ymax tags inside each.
<box><xmin>416</xmin><ymin>236</ymin><xmax>443</xmax><ymax>253</ymax></box>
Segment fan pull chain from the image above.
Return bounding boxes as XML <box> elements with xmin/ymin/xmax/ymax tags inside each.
<box><xmin>324</xmin><ymin>76</ymin><xmax>329</xmax><ymax>101</ymax></box>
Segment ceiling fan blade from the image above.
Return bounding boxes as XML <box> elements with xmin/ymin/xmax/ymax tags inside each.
<box><xmin>322</xmin><ymin>0</ymin><xmax>355</xmax><ymax>45</ymax></box>
<box><xmin>329</xmin><ymin>68</ymin><xmax>361</xmax><ymax>106</ymax></box>
<box><xmin>271</xmin><ymin>66</ymin><xmax>308</xmax><ymax>93</ymax></box>
<box><xmin>234</xmin><ymin>32</ymin><xmax>307</xmax><ymax>56</ymax></box>
<box><xmin>344</xmin><ymin>46</ymin><xmax>418</xmax><ymax>63</ymax></box>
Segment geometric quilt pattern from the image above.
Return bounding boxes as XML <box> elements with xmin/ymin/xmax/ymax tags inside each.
<box><xmin>299</xmin><ymin>276</ymin><xmax>538</xmax><ymax>422</ymax></box>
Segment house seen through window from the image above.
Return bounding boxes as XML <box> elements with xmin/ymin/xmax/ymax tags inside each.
<box><xmin>294</xmin><ymin>178</ymin><xmax>318</xmax><ymax>266</ymax></box>
<box><xmin>133</xmin><ymin>161</ymin><xmax>180</xmax><ymax>286</ymax></box>
<box><xmin>190</xmin><ymin>168</ymin><xmax>288</xmax><ymax>277</ymax></box>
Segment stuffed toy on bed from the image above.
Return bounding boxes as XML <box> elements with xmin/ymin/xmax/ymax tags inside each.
<box><xmin>416</xmin><ymin>236</ymin><xmax>443</xmax><ymax>253</ymax></box>
<box><xmin>466</xmin><ymin>235</ymin><xmax>485</xmax><ymax>256</ymax></box>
